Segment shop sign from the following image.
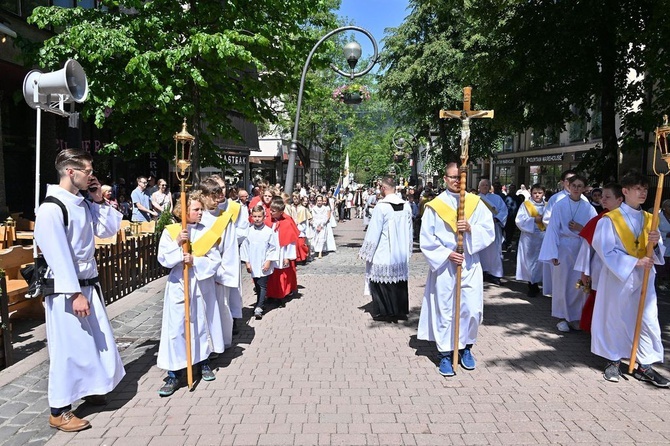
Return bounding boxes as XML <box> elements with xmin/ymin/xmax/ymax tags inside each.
<box><xmin>222</xmin><ymin>153</ymin><xmax>248</xmax><ymax>166</ymax></box>
<box><xmin>495</xmin><ymin>158</ymin><xmax>516</xmax><ymax>165</ymax></box>
<box><xmin>525</xmin><ymin>154</ymin><xmax>564</xmax><ymax>164</ymax></box>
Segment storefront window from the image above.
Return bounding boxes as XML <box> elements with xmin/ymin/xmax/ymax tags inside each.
<box><xmin>529</xmin><ymin>165</ymin><xmax>562</xmax><ymax>193</ymax></box>
<box><xmin>495</xmin><ymin>166</ymin><xmax>515</xmax><ymax>187</ymax></box>
<box><xmin>21</xmin><ymin>0</ymin><xmax>48</xmax><ymax>17</ymax></box>
<box><xmin>0</xmin><ymin>0</ymin><xmax>20</xmax><ymax>14</ymax></box>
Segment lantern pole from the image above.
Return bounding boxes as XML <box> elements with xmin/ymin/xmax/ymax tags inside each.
<box><xmin>174</xmin><ymin>118</ymin><xmax>195</xmax><ymax>389</ymax></box>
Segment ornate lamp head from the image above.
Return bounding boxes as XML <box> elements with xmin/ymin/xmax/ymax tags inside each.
<box><xmin>174</xmin><ymin>118</ymin><xmax>195</xmax><ymax>180</ymax></box>
<box><xmin>653</xmin><ymin>114</ymin><xmax>670</xmax><ymax>175</ymax></box>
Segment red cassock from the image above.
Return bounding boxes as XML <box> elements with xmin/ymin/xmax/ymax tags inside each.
<box><xmin>267</xmin><ymin>214</ymin><xmax>300</xmax><ymax>299</ymax></box>
<box><xmin>578</xmin><ymin>211</ymin><xmax>607</xmax><ymax>332</ymax></box>
<box><xmin>295</xmin><ymin>237</ymin><xmax>309</xmax><ymax>262</ymax></box>
<box><xmin>248</xmin><ymin>198</ymin><xmax>273</xmax><ymax>227</ymax></box>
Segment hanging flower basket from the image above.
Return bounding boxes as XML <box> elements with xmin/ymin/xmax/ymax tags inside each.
<box><xmin>332</xmin><ymin>84</ymin><xmax>371</xmax><ymax>104</ymax></box>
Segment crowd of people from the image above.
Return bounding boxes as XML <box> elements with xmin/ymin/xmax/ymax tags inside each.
<box><xmin>358</xmin><ymin>165</ymin><xmax>669</xmax><ymax>387</ymax></box>
<box><xmin>32</xmin><ymin>149</ymin><xmax>669</xmax><ymax>433</ymax></box>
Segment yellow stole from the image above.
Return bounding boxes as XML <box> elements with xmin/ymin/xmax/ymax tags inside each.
<box><xmin>289</xmin><ymin>205</ymin><xmax>308</xmax><ymax>224</ymax></box>
<box><xmin>605</xmin><ymin>207</ymin><xmax>652</xmax><ymax>259</ymax></box>
<box><xmin>216</xmin><ymin>199</ymin><xmax>241</xmax><ymax>223</ymax></box>
<box><xmin>425</xmin><ymin>194</ymin><xmax>481</xmax><ymax>233</ymax></box>
<box><xmin>165</xmin><ymin>211</ymin><xmax>233</xmax><ymax>257</ymax></box>
<box><xmin>523</xmin><ymin>200</ymin><xmax>546</xmax><ymax>231</ymax></box>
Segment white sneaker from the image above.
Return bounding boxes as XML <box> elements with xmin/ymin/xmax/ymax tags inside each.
<box><xmin>556</xmin><ymin>320</ymin><xmax>570</xmax><ymax>332</ymax></box>
<box><xmin>254</xmin><ymin>307</ymin><xmax>263</xmax><ymax>319</ymax></box>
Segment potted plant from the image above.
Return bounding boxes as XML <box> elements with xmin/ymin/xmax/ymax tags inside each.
<box><xmin>332</xmin><ymin>83</ymin><xmax>371</xmax><ymax>105</ymax></box>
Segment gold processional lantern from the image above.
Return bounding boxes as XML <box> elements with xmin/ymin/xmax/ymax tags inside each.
<box><xmin>173</xmin><ymin>117</ymin><xmax>196</xmax><ymax>389</ymax></box>
<box><xmin>653</xmin><ymin>114</ymin><xmax>670</xmax><ymax>174</ymax></box>
<box><xmin>174</xmin><ymin>117</ymin><xmax>194</xmax><ymax>181</ymax></box>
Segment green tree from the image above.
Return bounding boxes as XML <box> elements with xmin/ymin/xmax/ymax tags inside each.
<box><xmin>378</xmin><ymin>0</ymin><xmax>501</xmax><ymax>166</ymax></box>
<box><xmin>26</xmin><ymin>0</ymin><xmax>339</xmax><ymax>181</ymax></box>
<box><xmin>381</xmin><ymin>0</ymin><xmax>670</xmax><ymax>183</ymax></box>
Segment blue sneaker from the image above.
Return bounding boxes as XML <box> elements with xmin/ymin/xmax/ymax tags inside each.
<box><xmin>459</xmin><ymin>348</ymin><xmax>476</xmax><ymax>370</ymax></box>
<box><xmin>438</xmin><ymin>356</ymin><xmax>455</xmax><ymax>377</ymax></box>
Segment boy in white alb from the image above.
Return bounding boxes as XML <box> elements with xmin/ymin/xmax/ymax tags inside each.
<box><xmin>156</xmin><ymin>194</ymin><xmax>221</xmax><ymax>396</ymax></box>
<box><xmin>591</xmin><ymin>172</ymin><xmax>669</xmax><ymax>386</ymax></box>
<box><xmin>514</xmin><ymin>184</ymin><xmax>546</xmax><ymax>297</ymax></box>
<box><xmin>539</xmin><ymin>174</ymin><xmax>597</xmax><ymax>332</ymax></box>
<box><xmin>240</xmin><ymin>205</ymin><xmax>280</xmax><ymax>319</ymax></box>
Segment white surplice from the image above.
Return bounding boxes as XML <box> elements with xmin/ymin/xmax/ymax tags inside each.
<box><xmin>541</xmin><ymin>190</ymin><xmax>589</xmax><ymax>295</ymax></box>
<box><xmin>359</xmin><ymin>193</ymin><xmax>413</xmax><ymax>295</ymax></box>
<box><xmin>240</xmin><ymin>224</ymin><xmax>280</xmax><ymax>278</ymax></box>
<box><xmin>591</xmin><ymin>204</ymin><xmax>665</xmax><ymax>364</ymax></box>
<box><xmin>514</xmin><ymin>199</ymin><xmax>545</xmax><ymax>284</ymax></box>
<box><xmin>156</xmin><ymin>223</ymin><xmax>219</xmax><ymax>370</ymax></box>
<box><xmin>201</xmin><ymin>211</ymin><xmax>235</xmax><ymax>350</ymax></box>
<box><xmin>573</xmin><ymin>214</ymin><xmax>605</xmax><ymax>292</ymax></box>
<box><xmin>214</xmin><ymin>200</ymin><xmax>247</xmax><ymax>320</ymax></box>
<box><xmin>417</xmin><ymin>191</ymin><xmax>495</xmax><ymax>353</ymax></box>
<box><xmin>478</xmin><ymin>193</ymin><xmax>507</xmax><ymax>278</ymax></box>
<box><xmin>34</xmin><ymin>184</ymin><xmax>125</xmax><ymax>408</ymax></box>
<box><xmin>539</xmin><ymin>195</ymin><xmax>597</xmax><ymax>321</ymax></box>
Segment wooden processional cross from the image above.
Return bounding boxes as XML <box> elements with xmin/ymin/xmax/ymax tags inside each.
<box><xmin>439</xmin><ymin>86</ymin><xmax>493</xmax><ymax>372</ymax></box>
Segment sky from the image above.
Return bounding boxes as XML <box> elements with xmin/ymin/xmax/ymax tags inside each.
<box><xmin>336</xmin><ymin>0</ymin><xmax>410</xmax><ymax>65</ymax></box>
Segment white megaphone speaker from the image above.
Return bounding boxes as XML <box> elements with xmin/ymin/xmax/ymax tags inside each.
<box><xmin>23</xmin><ymin>59</ymin><xmax>88</xmax><ymax>109</ymax></box>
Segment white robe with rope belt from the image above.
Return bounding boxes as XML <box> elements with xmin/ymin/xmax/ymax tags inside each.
<box><xmin>34</xmin><ymin>184</ymin><xmax>125</xmax><ymax>408</ymax></box>
<box><xmin>417</xmin><ymin>190</ymin><xmax>495</xmax><ymax>353</ymax></box>
<box><xmin>156</xmin><ymin>223</ymin><xmax>219</xmax><ymax>371</ymax></box>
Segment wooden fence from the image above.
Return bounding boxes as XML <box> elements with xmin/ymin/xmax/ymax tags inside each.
<box><xmin>95</xmin><ymin>234</ymin><xmax>167</xmax><ymax>305</ymax></box>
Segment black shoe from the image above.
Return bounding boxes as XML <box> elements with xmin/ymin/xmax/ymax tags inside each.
<box><xmin>232</xmin><ymin>319</ymin><xmax>240</xmax><ymax>336</ymax></box>
<box><xmin>633</xmin><ymin>366</ymin><xmax>670</xmax><ymax>388</ymax></box>
<box><xmin>489</xmin><ymin>276</ymin><xmax>501</xmax><ymax>285</ymax></box>
<box><xmin>527</xmin><ymin>283</ymin><xmax>539</xmax><ymax>298</ymax></box>
<box><xmin>158</xmin><ymin>377</ymin><xmax>180</xmax><ymax>397</ymax></box>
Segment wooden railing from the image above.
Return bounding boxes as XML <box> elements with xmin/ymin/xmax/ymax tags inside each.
<box><xmin>95</xmin><ymin>234</ymin><xmax>167</xmax><ymax>305</ymax></box>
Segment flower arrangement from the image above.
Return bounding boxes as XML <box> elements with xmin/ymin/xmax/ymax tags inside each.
<box><xmin>332</xmin><ymin>83</ymin><xmax>371</xmax><ymax>103</ymax></box>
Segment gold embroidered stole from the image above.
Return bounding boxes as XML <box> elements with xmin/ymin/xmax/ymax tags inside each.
<box><xmin>426</xmin><ymin>194</ymin><xmax>481</xmax><ymax>233</ymax></box>
<box><xmin>605</xmin><ymin>207</ymin><xmax>652</xmax><ymax>259</ymax></box>
<box><xmin>523</xmin><ymin>200</ymin><xmax>546</xmax><ymax>231</ymax></box>
<box><xmin>165</xmin><ymin>211</ymin><xmax>233</xmax><ymax>257</ymax></box>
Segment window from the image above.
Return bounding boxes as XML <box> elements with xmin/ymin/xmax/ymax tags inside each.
<box><xmin>569</xmin><ymin>106</ymin><xmax>587</xmax><ymax>143</ymax></box>
<box><xmin>503</xmin><ymin>135</ymin><xmax>514</xmax><ymax>152</ymax></box>
<box><xmin>590</xmin><ymin>106</ymin><xmax>602</xmax><ymax>139</ymax></box>
<box><xmin>0</xmin><ymin>0</ymin><xmax>21</xmax><ymax>14</ymax></box>
<box><xmin>21</xmin><ymin>0</ymin><xmax>48</xmax><ymax>17</ymax></box>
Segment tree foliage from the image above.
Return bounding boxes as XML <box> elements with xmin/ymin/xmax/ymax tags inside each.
<box><xmin>379</xmin><ymin>0</ymin><xmax>670</xmax><ymax>183</ymax></box>
<box><xmin>26</xmin><ymin>0</ymin><xmax>340</xmax><ymax>174</ymax></box>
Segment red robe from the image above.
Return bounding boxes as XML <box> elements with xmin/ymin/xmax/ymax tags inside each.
<box><xmin>248</xmin><ymin>198</ymin><xmax>273</xmax><ymax>227</ymax></box>
<box><xmin>578</xmin><ymin>211</ymin><xmax>608</xmax><ymax>332</ymax></box>
<box><xmin>267</xmin><ymin>213</ymin><xmax>300</xmax><ymax>299</ymax></box>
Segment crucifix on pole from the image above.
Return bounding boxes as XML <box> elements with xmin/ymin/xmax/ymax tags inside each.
<box><xmin>439</xmin><ymin>86</ymin><xmax>493</xmax><ymax>372</ymax></box>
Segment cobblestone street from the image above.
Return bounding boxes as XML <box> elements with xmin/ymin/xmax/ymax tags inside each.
<box><xmin>1</xmin><ymin>217</ymin><xmax>669</xmax><ymax>445</ymax></box>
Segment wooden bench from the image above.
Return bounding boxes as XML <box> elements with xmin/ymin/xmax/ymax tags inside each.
<box><xmin>0</xmin><ymin>245</ymin><xmax>42</xmax><ymax>319</ymax></box>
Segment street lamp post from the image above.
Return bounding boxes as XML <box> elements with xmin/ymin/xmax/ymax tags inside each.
<box><xmin>284</xmin><ymin>26</ymin><xmax>379</xmax><ymax>194</ymax></box>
